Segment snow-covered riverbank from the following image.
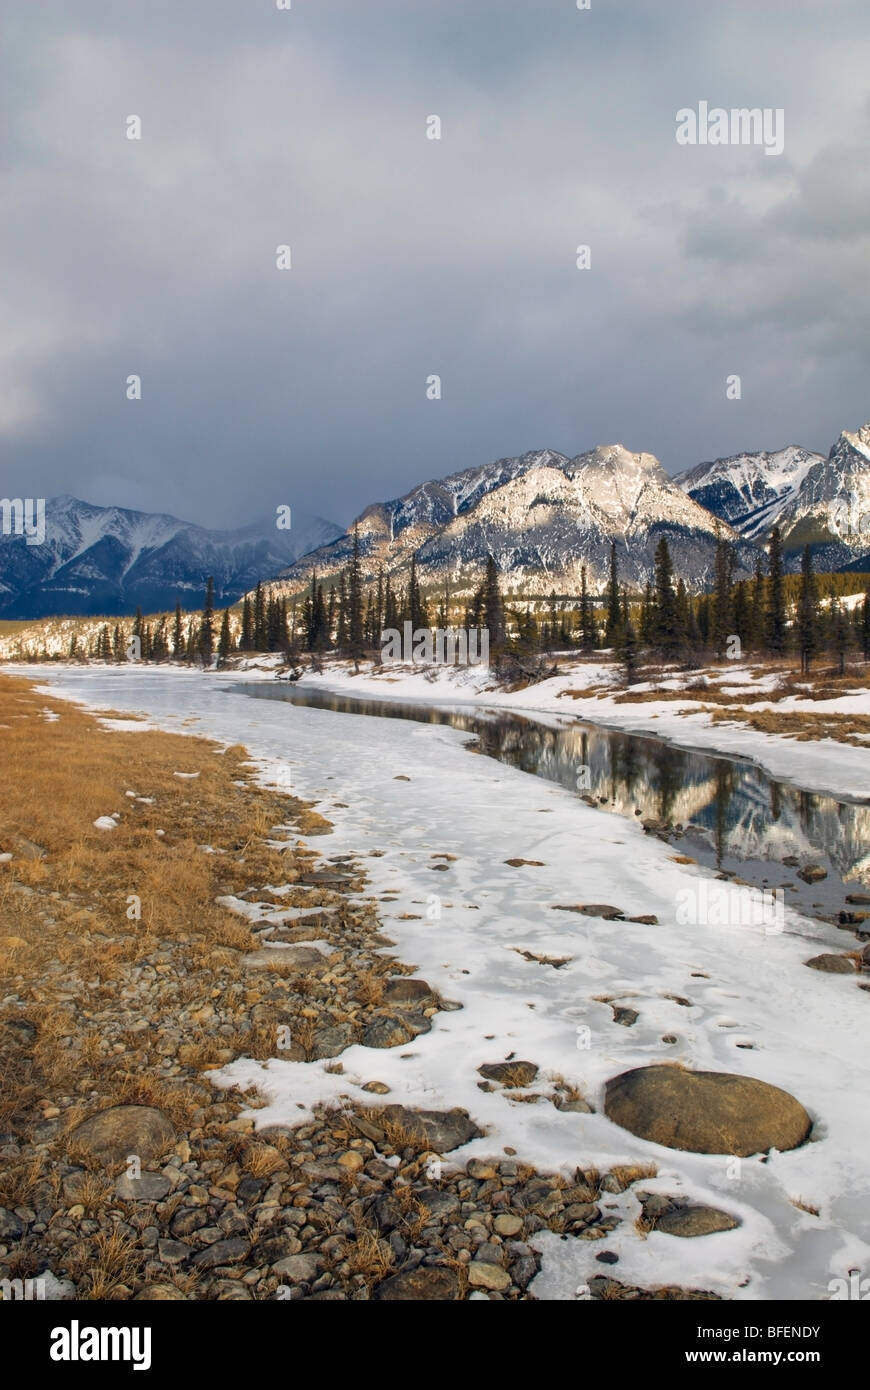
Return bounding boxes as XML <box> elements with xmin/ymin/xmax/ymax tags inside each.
<box><xmin>22</xmin><ymin>665</ymin><xmax>870</xmax><ymax>1301</ymax></box>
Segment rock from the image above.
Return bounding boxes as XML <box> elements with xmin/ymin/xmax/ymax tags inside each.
<box><xmin>0</xmin><ymin>1206</ymin><xmax>25</xmax><ymax>1239</ymax></box>
<box><xmin>374</xmin><ymin>1267</ymin><xmax>459</xmax><ymax>1300</ymax></box>
<box><xmin>563</xmin><ymin>1203</ymin><xmax>600</xmax><ymax>1228</ymax></box>
<box><xmin>272</xmin><ymin>1253</ymin><xmax>323</xmax><ymax>1284</ymax></box>
<box><xmin>382</xmin><ymin>978</ymin><xmax>434</xmax><ymax>1007</ymax></box>
<box><xmin>846</xmin><ymin>893</ymin><xmax>870</xmax><ymax>905</ymax></box>
<box><xmin>242</xmin><ymin>946</ymin><xmax>326</xmax><ymax>970</ymax></box>
<box><xmin>157</xmin><ymin>1239</ymin><xmax>192</xmax><ymax>1265</ymax></box>
<box><xmin>612</xmin><ymin>1007</ymin><xmax>639</xmax><ymax>1027</ymax></box>
<box><xmin>418</xmin><ymin>1190</ymin><xmax>461</xmax><ymax>1221</ymax></box>
<box><xmin>170</xmin><ymin>1207</ymin><xmax>209</xmax><ymax>1238</ymax></box>
<box><xmin>656</xmin><ymin>1205</ymin><xmax>739</xmax><ymax>1238</ymax></box>
<box><xmin>862</xmin><ymin>943</ymin><xmax>870</xmax><ymax>966</ymax></box>
<box><xmin>554</xmin><ymin>1097</ymin><xmax>593</xmax><ymax>1113</ymax></box>
<box><xmin>466</xmin><ymin>1158</ymin><xmax>498</xmax><ymax>1179</ymax></box>
<box><xmin>629</xmin><ymin>915</ymin><xmax>659</xmax><ymax>925</ymax></box>
<box><xmin>379</xmin><ymin>1105</ymin><xmax>482</xmax><ymax>1152</ymax></box>
<box><xmin>596</xmin><ymin>1250</ymin><xmax>619</xmax><ymax>1265</ymax></box>
<box><xmin>552</xmin><ymin>904</ymin><xmax>625</xmax><ymax>920</ymax></box>
<box><xmin>604</xmin><ymin>1064</ymin><xmax>811</xmax><ymax>1156</ymax></box>
<box><xmin>250</xmin><ymin>1233</ymin><xmax>303</xmax><ymax>1265</ymax></box>
<box><xmin>115</xmin><ymin>1173</ymin><xmax>171</xmax><ymax>1202</ymax></box>
<box><xmin>214</xmin><ymin>1281</ymin><xmax>253</xmax><ymax>1300</ymax></box>
<box><xmin>190</xmin><ymin>1237</ymin><xmax>250</xmax><ymax>1270</ymax></box>
<box><xmin>493</xmin><ymin>1213</ymin><xmax>523</xmax><ymax>1237</ymax></box>
<box><xmin>362</xmin><ymin>1013</ymin><xmax>426</xmax><ymax>1049</ymax></box>
<box><xmin>478</xmin><ymin>1061</ymin><xmax>538</xmax><ymax>1087</ymax></box>
<box><xmin>134</xmin><ymin>1283</ymin><xmax>189</xmax><ymax>1300</ymax></box>
<box><xmin>797</xmin><ymin>865</ymin><xmax>827</xmax><ymax>884</ymax></box>
<box><xmin>337</xmin><ymin>1150</ymin><xmax>364</xmax><ymax>1170</ymax></box>
<box><xmin>467</xmin><ymin>1262</ymin><xmax>511</xmax><ymax>1291</ymax></box>
<box><xmin>362</xmin><ymin>1081</ymin><xmax>391</xmax><ymax>1095</ymax></box>
<box><xmin>310</xmin><ymin>1024</ymin><xmax>355</xmax><ymax>1060</ymax></box>
<box><xmin>804</xmin><ymin>954</ymin><xmax>856</xmax><ymax>974</ymax></box>
<box><xmin>67</xmin><ymin>1106</ymin><xmax>175</xmax><ymax>1166</ymax></box>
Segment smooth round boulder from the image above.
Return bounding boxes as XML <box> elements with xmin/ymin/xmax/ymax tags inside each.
<box><xmin>604</xmin><ymin>1065</ymin><xmax>811</xmax><ymax>1157</ymax></box>
<box><xmin>68</xmin><ymin>1105</ymin><xmax>176</xmax><ymax>1166</ymax></box>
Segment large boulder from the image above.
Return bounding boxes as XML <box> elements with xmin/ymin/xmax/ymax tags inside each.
<box><xmin>68</xmin><ymin>1105</ymin><xmax>176</xmax><ymax>1166</ymax></box>
<box><xmin>604</xmin><ymin>1065</ymin><xmax>811</xmax><ymax>1157</ymax></box>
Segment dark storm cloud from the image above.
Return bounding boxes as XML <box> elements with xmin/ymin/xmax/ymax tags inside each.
<box><xmin>1</xmin><ymin>0</ymin><xmax>868</xmax><ymax>529</ymax></box>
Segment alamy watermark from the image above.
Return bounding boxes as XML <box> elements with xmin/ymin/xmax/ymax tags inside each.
<box><xmin>676</xmin><ymin>102</ymin><xmax>784</xmax><ymax>156</ymax></box>
<box><xmin>381</xmin><ymin>622</ymin><xmax>489</xmax><ymax>667</ymax></box>
<box><xmin>1</xmin><ymin>497</ymin><xmax>45</xmax><ymax>546</ymax></box>
<box><xmin>676</xmin><ymin>881</ymin><xmax>784</xmax><ymax>934</ymax></box>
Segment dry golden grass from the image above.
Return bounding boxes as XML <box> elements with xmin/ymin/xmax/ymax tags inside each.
<box><xmin>0</xmin><ymin>673</ymin><xmax>334</xmax><ymax>1159</ymax></box>
<box><xmin>706</xmin><ymin>705</ymin><xmax>870</xmax><ymax>746</ymax></box>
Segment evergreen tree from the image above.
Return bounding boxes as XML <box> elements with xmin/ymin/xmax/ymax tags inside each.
<box><xmin>173</xmin><ymin>602</ymin><xmax>184</xmax><ymax>659</ymax></box>
<box><xmin>732</xmin><ymin>580</ymin><xmax>751</xmax><ymax>656</ymax></box>
<box><xmin>863</xmin><ymin>587</ymin><xmax>870</xmax><ymax>661</ymax></box>
<box><xmin>481</xmin><ymin>555</ymin><xmax>505</xmax><ymax>654</ymax></box>
<box><xmin>711</xmin><ymin>531</ymin><xmax>734</xmax><ymax>660</ymax></box>
<box><xmin>326</xmin><ymin>585</ymin><xmax>337</xmax><ymax>646</ymax></box>
<box><xmin>653</xmin><ymin>537</ymin><xmax>679</xmax><ymax>655</ymax></box>
<box><xmin>348</xmin><ymin>524</ymin><xmax>365</xmax><ymax>660</ymax></box>
<box><xmin>620</xmin><ymin>619</ymin><xmax>639</xmax><ymax>684</ymax></box>
<box><xmin>383</xmin><ymin>573</ymin><xmax>399</xmax><ymax>632</ymax></box>
<box><xmin>674</xmin><ymin>579</ymin><xmax>690</xmax><ymax>653</ymax></box>
<box><xmin>832</xmin><ymin>597</ymin><xmax>850</xmax><ymax>676</ymax></box>
<box><xmin>639</xmin><ymin>581</ymin><xmax>654</xmax><ymax>645</ymax></box>
<box><xmin>605</xmin><ymin>541</ymin><xmax>621</xmax><ymax>644</ymax></box>
<box><xmin>112</xmin><ymin>625</ymin><xmax>124</xmax><ymax>662</ymax></box>
<box><xmin>749</xmin><ymin>557</ymin><xmax>766</xmax><ymax>651</ymax></box>
<box><xmin>335</xmin><ymin>573</ymin><xmax>348</xmax><ymax>652</ymax></box>
<box><xmin>253</xmin><ymin>582</ymin><xmax>267</xmax><ymax>650</ymax></box>
<box><xmin>239</xmin><ymin>594</ymin><xmax>253</xmax><ymax>652</ymax></box>
<box><xmin>218</xmin><ymin>607</ymin><xmax>232</xmax><ymax>664</ymax></box>
<box><xmin>766</xmin><ymin>526</ymin><xmax>786</xmax><ymax>654</ymax></box>
<box><xmin>579</xmin><ymin>566</ymin><xmax>596</xmax><ymax>651</ymax></box>
<box><xmin>199</xmin><ymin>576</ymin><xmax>215</xmax><ymax>665</ymax></box>
<box><xmin>408</xmin><ymin>553</ymin><xmax>429</xmax><ymax>633</ymax></box>
<box><xmin>152</xmin><ymin>616</ymin><xmax>168</xmax><ymax>662</ymax></box>
<box><xmin>796</xmin><ymin>545</ymin><xmax>819</xmax><ymax>674</ymax></box>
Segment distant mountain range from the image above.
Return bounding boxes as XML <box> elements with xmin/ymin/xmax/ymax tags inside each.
<box><xmin>677</xmin><ymin>424</ymin><xmax>870</xmax><ymax>571</ymax></box>
<box><xmin>276</xmin><ymin>423</ymin><xmax>870</xmax><ymax>599</ymax></box>
<box><xmin>0</xmin><ymin>496</ymin><xmax>342</xmax><ymax>618</ymax></box>
<box><xmin>2</xmin><ymin>420</ymin><xmax>868</xmax><ymax>619</ymax></box>
<box><xmin>274</xmin><ymin>443</ymin><xmax>757</xmax><ymax>598</ymax></box>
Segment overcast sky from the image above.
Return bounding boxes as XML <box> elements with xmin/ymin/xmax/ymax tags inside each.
<box><xmin>2</xmin><ymin>0</ymin><xmax>869</xmax><ymax>530</ymax></box>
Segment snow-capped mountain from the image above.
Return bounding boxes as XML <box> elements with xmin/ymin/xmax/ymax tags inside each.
<box><xmin>678</xmin><ymin>422</ymin><xmax>870</xmax><ymax>570</ymax></box>
<box><xmin>276</xmin><ymin>443</ymin><xmax>754</xmax><ymax>597</ymax></box>
<box><xmin>675</xmin><ymin>447</ymin><xmax>823</xmax><ymax>540</ymax></box>
<box><xmin>0</xmin><ymin>496</ymin><xmax>342</xmax><ymax>618</ymax></box>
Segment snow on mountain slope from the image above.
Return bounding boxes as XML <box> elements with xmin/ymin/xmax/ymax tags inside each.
<box><xmin>678</xmin><ymin>423</ymin><xmax>870</xmax><ymax>570</ymax></box>
<box><xmin>278</xmin><ymin>442</ymin><xmax>752</xmax><ymax>597</ymax></box>
<box><xmin>675</xmin><ymin>447</ymin><xmax>822</xmax><ymax>540</ymax></box>
<box><xmin>0</xmin><ymin>497</ymin><xmax>342</xmax><ymax>618</ymax></box>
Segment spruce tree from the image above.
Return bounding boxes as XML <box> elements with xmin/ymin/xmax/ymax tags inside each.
<box><xmin>218</xmin><ymin>608</ymin><xmax>232</xmax><ymax>664</ymax></box>
<box><xmin>863</xmin><ymin>587</ymin><xmax>870</xmax><ymax>661</ymax></box>
<box><xmin>199</xmin><ymin>576</ymin><xmax>215</xmax><ymax>665</ymax></box>
<box><xmin>750</xmin><ymin>557</ymin><xmax>765</xmax><ymax>651</ymax></box>
<box><xmin>173</xmin><ymin>602</ymin><xmax>184</xmax><ymax>659</ymax></box>
<box><xmin>579</xmin><ymin>566</ymin><xmax>595</xmax><ymax>651</ymax></box>
<box><xmin>605</xmin><ymin>541</ymin><xmax>621</xmax><ymax>645</ymax></box>
<box><xmin>766</xmin><ymin>526</ymin><xmax>786</xmax><ymax>654</ymax></box>
<box><xmin>796</xmin><ymin>545</ymin><xmax>819</xmax><ymax>674</ymax></box>
<box><xmin>653</xmin><ymin>538</ymin><xmax>678</xmax><ymax>656</ymax></box>
<box><xmin>239</xmin><ymin>594</ymin><xmax>253</xmax><ymax>651</ymax></box>
<box><xmin>348</xmin><ymin>524</ymin><xmax>365</xmax><ymax>660</ymax></box>
<box><xmin>482</xmin><ymin>555</ymin><xmax>505</xmax><ymax>654</ymax></box>
<box><xmin>832</xmin><ymin>597</ymin><xmax>849</xmax><ymax>676</ymax></box>
<box><xmin>253</xmin><ymin>582</ymin><xmax>267</xmax><ymax>650</ymax></box>
<box><xmin>711</xmin><ymin>531</ymin><xmax>734</xmax><ymax>661</ymax></box>
<box><xmin>336</xmin><ymin>573</ymin><xmax>348</xmax><ymax>652</ymax></box>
